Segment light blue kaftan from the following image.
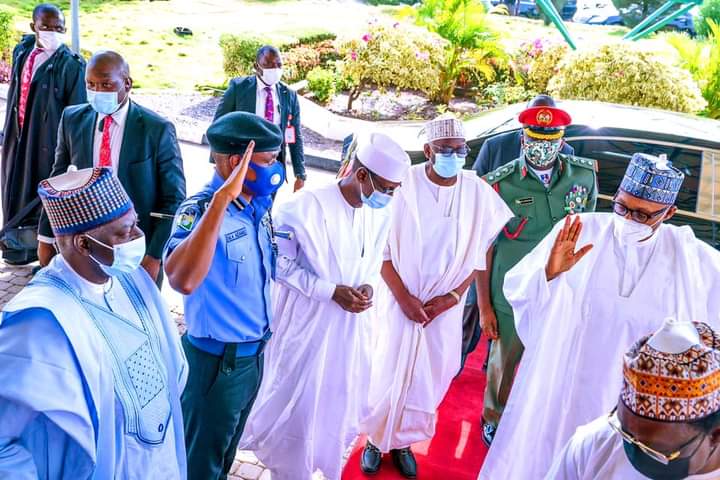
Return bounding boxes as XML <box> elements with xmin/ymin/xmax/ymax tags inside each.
<box><xmin>0</xmin><ymin>256</ymin><xmax>187</xmax><ymax>479</ymax></box>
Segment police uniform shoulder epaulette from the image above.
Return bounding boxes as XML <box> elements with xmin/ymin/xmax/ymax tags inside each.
<box><xmin>484</xmin><ymin>160</ymin><xmax>518</xmax><ymax>185</ymax></box>
<box><xmin>563</xmin><ymin>154</ymin><xmax>598</xmax><ymax>172</ymax></box>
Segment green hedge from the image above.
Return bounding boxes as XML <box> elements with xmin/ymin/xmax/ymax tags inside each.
<box><xmin>0</xmin><ymin>11</ymin><xmax>17</xmax><ymax>62</ymax></box>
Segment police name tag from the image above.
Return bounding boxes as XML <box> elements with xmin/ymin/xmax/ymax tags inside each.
<box><xmin>226</xmin><ymin>227</ymin><xmax>248</xmax><ymax>243</ymax></box>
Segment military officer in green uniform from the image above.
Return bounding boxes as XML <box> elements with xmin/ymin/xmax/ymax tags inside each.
<box><xmin>478</xmin><ymin>104</ymin><xmax>598</xmax><ymax>445</ymax></box>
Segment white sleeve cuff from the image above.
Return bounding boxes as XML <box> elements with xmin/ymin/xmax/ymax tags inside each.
<box><xmin>312</xmin><ymin>278</ymin><xmax>336</xmax><ymax>303</ymax></box>
<box><xmin>37</xmin><ymin>235</ymin><xmax>56</xmax><ymax>245</ymax></box>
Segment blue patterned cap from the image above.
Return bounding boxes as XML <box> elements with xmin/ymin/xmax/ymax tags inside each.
<box><xmin>619</xmin><ymin>153</ymin><xmax>684</xmax><ymax>205</ymax></box>
<box><xmin>38</xmin><ymin>167</ymin><xmax>134</xmax><ymax>235</ymax></box>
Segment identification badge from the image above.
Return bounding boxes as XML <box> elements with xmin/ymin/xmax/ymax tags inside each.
<box><xmin>226</xmin><ymin>227</ymin><xmax>248</xmax><ymax>243</ymax></box>
<box><xmin>285</xmin><ymin>125</ymin><xmax>296</xmax><ymax>144</ymax></box>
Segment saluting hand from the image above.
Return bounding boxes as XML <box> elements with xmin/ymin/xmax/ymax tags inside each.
<box><xmin>217</xmin><ymin>141</ymin><xmax>254</xmax><ymax>201</ymax></box>
<box><xmin>333</xmin><ymin>285</ymin><xmax>373</xmax><ymax>313</ymax></box>
<box><xmin>545</xmin><ymin>215</ymin><xmax>593</xmax><ymax>281</ymax></box>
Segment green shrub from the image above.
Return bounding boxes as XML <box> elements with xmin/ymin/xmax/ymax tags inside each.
<box><xmin>483</xmin><ymin>82</ymin><xmax>535</xmax><ymax>106</ymax></box>
<box><xmin>367</xmin><ymin>0</ymin><xmax>417</xmax><ymax>5</ymax></box>
<box><xmin>665</xmin><ymin>22</ymin><xmax>720</xmax><ymax>118</ymax></box>
<box><xmin>0</xmin><ymin>11</ymin><xmax>17</xmax><ymax>62</ymax></box>
<box><xmin>698</xmin><ymin>0</ymin><xmax>720</xmax><ymax>38</ymax></box>
<box><xmin>512</xmin><ymin>39</ymin><xmax>569</xmax><ymax>93</ymax></box>
<box><xmin>306</xmin><ymin>67</ymin><xmax>336</xmax><ymax>104</ymax></box>
<box><xmin>400</xmin><ymin>0</ymin><xmax>505</xmax><ymax>103</ymax></box>
<box><xmin>282</xmin><ymin>45</ymin><xmax>321</xmax><ymax>83</ymax></box>
<box><xmin>294</xmin><ymin>31</ymin><xmax>337</xmax><ymax>46</ymax></box>
<box><xmin>338</xmin><ymin>22</ymin><xmax>444</xmax><ymax>110</ymax></box>
<box><xmin>548</xmin><ymin>44</ymin><xmax>706</xmax><ymax>114</ymax></box>
<box><xmin>219</xmin><ymin>34</ymin><xmax>265</xmax><ymax>78</ymax></box>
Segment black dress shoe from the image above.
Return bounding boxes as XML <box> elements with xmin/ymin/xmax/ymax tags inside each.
<box><xmin>391</xmin><ymin>447</ymin><xmax>417</xmax><ymax>479</ymax></box>
<box><xmin>361</xmin><ymin>441</ymin><xmax>382</xmax><ymax>475</ymax></box>
<box><xmin>482</xmin><ymin>420</ymin><xmax>496</xmax><ymax>447</ymax></box>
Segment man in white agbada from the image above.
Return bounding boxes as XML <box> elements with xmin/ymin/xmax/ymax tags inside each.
<box><xmin>0</xmin><ymin>167</ymin><xmax>187</xmax><ymax>479</ymax></box>
<box><xmin>240</xmin><ymin>132</ymin><xmax>410</xmax><ymax>480</ymax></box>
<box><xmin>546</xmin><ymin>318</ymin><xmax>720</xmax><ymax>480</ymax></box>
<box><xmin>361</xmin><ymin>115</ymin><xmax>513</xmax><ymax>478</ymax></box>
<box><xmin>480</xmin><ymin>153</ymin><xmax>720</xmax><ymax>480</ymax></box>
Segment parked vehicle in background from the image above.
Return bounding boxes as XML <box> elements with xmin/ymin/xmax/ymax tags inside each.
<box><xmin>573</xmin><ymin>2</ymin><xmax>696</xmax><ymax>35</ymax></box>
<box><xmin>490</xmin><ymin>0</ymin><xmax>577</xmax><ymax>20</ymax></box>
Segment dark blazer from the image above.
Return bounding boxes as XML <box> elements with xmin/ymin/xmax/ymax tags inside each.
<box><xmin>213</xmin><ymin>76</ymin><xmax>306</xmax><ymax>179</ymax></box>
<box><xmin>472</xmin><ymin>130</ymin><xmax>575</xmax><ymax>177</ymax></box>
<box><xmin>1</xmin><ymin>34</ymin><xmax>86</xmax><ymax>227</ymax></box>
<box><xmin>38</xmin><ymin>101</ymin><xmax>187</xmax><ymax>259</ymax></box>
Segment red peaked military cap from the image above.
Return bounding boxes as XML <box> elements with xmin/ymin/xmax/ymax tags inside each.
<box><xmin>518</xmin><ymin>106</ymin><xmax>572</xmax><ymax>129</ymax></box>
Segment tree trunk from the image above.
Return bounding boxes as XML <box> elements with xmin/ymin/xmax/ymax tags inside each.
<box><xmin>347</xmin><ymin>81</ymin><xmax>364</xmax><ymax>111</ymax></box>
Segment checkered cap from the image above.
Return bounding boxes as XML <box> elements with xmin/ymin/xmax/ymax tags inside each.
<box><xmin>424</xmin><ymin>114</ymin><xmax>466</xmax><ymax>143</ymax></box>
<box><xmin>38</xmin><ymin>167</ymin><xmax>133</xmax><ymax>235</ymax></box>
<box><xmin>619</xmin><ymin>153</ymin><xmax>685</xmax><ymax>205</ymax></box>
<box><xmin>621</xmin><ymin>320</ymin><xmax>720</xmax><ymax>422</ymax></box>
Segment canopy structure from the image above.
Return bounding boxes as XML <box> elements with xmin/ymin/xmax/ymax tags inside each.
<box><xmin>533</xmin><ymin>0</ymin><xmax>702</xmax><ymax>50</ymax></box>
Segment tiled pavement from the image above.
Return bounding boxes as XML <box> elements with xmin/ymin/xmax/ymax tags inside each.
<box><xmin>0</xmin><ymin>259</ymin><xmax>351</xmax><ymax>480</ymax></box>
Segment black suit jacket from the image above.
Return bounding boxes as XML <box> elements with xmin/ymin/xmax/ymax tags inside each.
<box><xmin>472</xmin><ymin>130</ymin><xmax>575</xmax><ymax>176</ymax></box>
<box><xmin>213</xmin><ymin>76</ymin><xmax>306</xmax><ymax>179</ymax></box>
<box><xmin>39</xmin><ymin>101</ymin><xmax>187</xmax><ymax>259</ymax></box>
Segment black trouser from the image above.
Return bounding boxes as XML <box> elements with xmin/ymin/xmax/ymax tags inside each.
<box><xmin>181</xmin><ymin>335</ymin><xmax>264</xmax><ymax>480</ymax></box>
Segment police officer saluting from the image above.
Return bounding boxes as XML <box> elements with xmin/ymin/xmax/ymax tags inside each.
<box><xmin>164</xmin><ymin>112</ymin><xmax>284</xmax><ymax>480</ymax></box>
<box><xmin>477</xmin><ymin>104</ymin><xmax>598</xmax><ymax>445</ymax></box>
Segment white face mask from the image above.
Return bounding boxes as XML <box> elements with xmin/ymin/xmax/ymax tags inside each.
<box><xmin>260</xmin><ymin>68</ymin><xmax>282</xmax><ymax>86</ymax></box>
<box><xmin>36</xmin><ymin>31</ymin><xmax>64</xmax><ymax>50</ymax></box>
<box><xmin>613</xmin><ymin>215</ymin><xmax>660</xmax><ymax>246</ymax></box>
<box><xmin>86</xmin><ymin>234</ymin><xmax>146</xmax><ymax>277</ymax></box>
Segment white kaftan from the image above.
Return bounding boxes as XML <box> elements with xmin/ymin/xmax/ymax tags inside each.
<box><xmin>480</xmin><ymin>213</ymin><xmax>720</xmax><ymax>480</ymax></box>
<box><xmin>240</xmin><ymin>182</ymin><xmax>391</xmax><ymax>480</ymax></box>
<box><xmin>363</xmin><ymin>165</ymin><xmax>512</xmax><ymax>451</ymax></box>
<box><xmin>546</xmin><ymin>416</ymin><xmax>720</xmax><ymax>480</ymax></box>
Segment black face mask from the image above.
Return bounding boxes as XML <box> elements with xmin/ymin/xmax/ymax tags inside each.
<box><xmin>623</xmin><ymin>440</ymin><xmax>692</xmax><ymax>480</ymax></box>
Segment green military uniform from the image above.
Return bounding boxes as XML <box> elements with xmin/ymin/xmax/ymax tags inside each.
<box><xmin>482</xmin><ymin>153</ymin><xmax>598</xmax><ymax>427</ymax></box>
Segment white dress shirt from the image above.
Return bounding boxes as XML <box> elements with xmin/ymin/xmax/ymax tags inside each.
<box><xmin>27</xmin><ymin>42</ymin><xmax>58</xmax><ymax>81</ymax></box>
<box><xmin>255</xmin><ymin>79</ymin><xmax>281</xmax><ymax>126</ymax></box>
<box><xmin>92</xmin><ymin>99</ymin><xmax>130</xmax><ymax>172</ymax></box>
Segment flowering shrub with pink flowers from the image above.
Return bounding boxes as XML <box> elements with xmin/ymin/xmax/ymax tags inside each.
<box><xmin>337</xmin><ymin>22</ymin><xmax>444</xmax><ymax>110</ymax></box>
<box><xmin>548</xmin><ymin>44</ymin><xmax>706</xmax><ymax>114</ymax></box>
<box><xmin>511</xmin><ymin>38</ymin><xmax>568</xmax><ymax>94</ymax></box>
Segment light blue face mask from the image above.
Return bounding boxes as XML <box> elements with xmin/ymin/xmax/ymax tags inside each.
<box><xmin>87</xmin><ymin>89</ymin><xmax>120</xmax><ymax>115</ymax></box>
<box><xmin>86</xmin><ymin>234</ymin><xmax>146</xmax><ymax>277</ymax></box>
<box><xmin>432</xmin><ymin>153</ymin><xmax>466</xmax><ymax>178</ymax></box>
<box><xmin>361</xmin><ymin>173</ymin><xmax>393</xmax><ymax>209</ymax></box>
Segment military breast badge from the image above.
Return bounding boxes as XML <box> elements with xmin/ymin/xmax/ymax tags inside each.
<box><xmin>564</xmin><ymin>185</ymin><xmax>589</xmax><ymax>214</ymax></box>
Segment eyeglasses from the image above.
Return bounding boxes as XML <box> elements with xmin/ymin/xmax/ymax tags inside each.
<box><xmin>612</xmin><ymin>201</ymin><xmax>668</xmax><ymax>224</ymax></box>
<box><xmin>430</xmin><ymin>143</ymin><xmax>469</xmax><ymax>157</ymax></box>
<box><xmin>607</xmin><ymin>407</ymin><xmax>703</xmax><ymax>465</ymax></box>
<box><xmin>368</xmin><ymin>171</ymin><xmax>396</xmax><ymax>195</ymax></box>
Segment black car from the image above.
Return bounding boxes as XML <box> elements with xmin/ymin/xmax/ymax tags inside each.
<box><xmin>491</xmin><ymin>0</ymin><xmax>577</xmax><ymax>20</ymax></box>
<box><xmin>405</xmin><ymin>101</ymin><xmax>720</xmax><ymax>250</ymax></box>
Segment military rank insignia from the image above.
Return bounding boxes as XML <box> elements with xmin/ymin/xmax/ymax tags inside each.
<box><xmin>565</xmin><ymin>185</ymin><xmax>589</xmax><ymax>214</ymax></box>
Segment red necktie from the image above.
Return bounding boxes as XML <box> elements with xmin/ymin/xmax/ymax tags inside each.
<box><xmin>18</xmin><ymin>48</ymin><xmax>43</xmax><ymax>129</ymax></box>
<box><xmin>99</xmin><ymin>116</ymin><xmax>113</xmax><ymax>168</ymax></box>
<box><xmin>264</xmin><ymin>86</ymin><xmax>274</xmax><ymax>123</ymax></box>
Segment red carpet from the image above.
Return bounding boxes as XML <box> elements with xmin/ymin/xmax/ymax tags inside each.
<box><xmin>342</xmin><ymin>339</ymin><xmax>490</xmax><ymax>480</ymax></box>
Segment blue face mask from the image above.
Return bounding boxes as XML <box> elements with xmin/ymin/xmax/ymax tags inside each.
<box><xmin>245</xmin><ymin>160</ymin><xmax>285</xmax><ymax>197</ymax></box>
<box><xmin>86</xmin><ymin>234</ymin><xmax>146</xmax><ymax>277</ymax></box>
<box><xmin>87</xmin><ymin>89</ymin><xmax>120</xmax><ymax>115</ymax></box>
<box><xmin>361</xmin><ymin>173</ymin><xmax>393</xmax><ymax>209</ymax></box>
<box><xmin>432</xmin><ymin>153</ymin><xmax>466</xmax><ymax>178</ymax></box>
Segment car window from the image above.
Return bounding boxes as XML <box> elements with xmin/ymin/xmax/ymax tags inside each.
<box><xmin>697</xmin><ymin>150</ymin><xmax>720</xmax><ymax>219</ymax></box>
<box><xmin>566</xmin><ymin>137</ymin><xmax>702</xmax><ymax>213</ymax></box>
